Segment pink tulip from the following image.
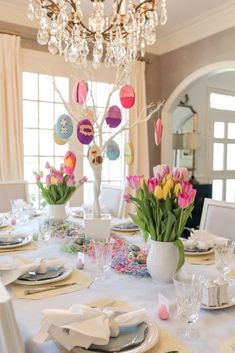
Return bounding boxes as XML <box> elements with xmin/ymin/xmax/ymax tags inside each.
<box><xmin>147</xmin><ymin>177</ymin><xmax>158</xmax><ymax>193</ymax></box>
<box><xmin>45</xmin><ymin>162</ymin><xmax>50</xmax><ymax>169</ymax></box>
<box><xmin>182</xmin><ymin>181</ymin><xmax>193</xmax><ymax>194</ymax></box>
<box><xmin>54</xmin><ymin>171</ymin><xmax>63</xmax><ymax>184</ymax></box>
<box><xmin>67</xmin><ymin>176</ymin><xmax>75</xmax><ymax>187</ymax></box>
<box><xmin>80</xmin><ymin>176</ymin><xmax>88</xmax><ymax>183</ymax></box>
<box><xmin>172</xmin><ymin>167</ymin><xmax>189</xmax><ymax>182</ymax></box>
<box><xmin>178</xmin><ymin>192</ymin><xmax>191</xmax><ymax>209</ymax></box>
<box><xmin>46</xmin><ymin>175</ymin><xmax>51</xmax><ymax>186</ymax></box>
<box><xmin>153</xmin><ymin>164</ymin><xmax>170</xmax><ymax>180</ymax></box>
<box><xmin>154</xmin><ymin>118</ymin><xmax>163</xmax><ymax>146</ymax></box>
<box><xmin>35</xmin><ymin>174</ymin><xmax>41</xmax><ymax>182</ymax></box>
<box><xmin>123</xmin><ymin>193</ymin><xmax>132</xmax><ymax>203</ymax></box>
<box><xmin>126</xmin><ymin>175</ymin><xmax>144</xmax><ymax>189</ymax></box>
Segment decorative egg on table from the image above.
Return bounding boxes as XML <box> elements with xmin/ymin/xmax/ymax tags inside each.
<box><xmin>106</xmin><ymin>140</ymin><xmax>120</xmax><ymax>161</ymax></box>
<box><xmin>120</xmin><ymin>84</ymin><xmax>135</xmax><ymax>109</ymax></box>
<box><xmin>64</xmin><ymin>151</ymin><xmax>76</xmax><ymax>175</ymax></box>
<box><xmin>77</xmin><ymin>119</ymin><xmax>94</xmax><ymax>145</ymax></box>
<box><xmin>72</xmin><ymin>80</ymin><xmax>88</xmax><ymax>105</ymax></box>
<box><xmin>105</xmin><ymin>105</ymin><xmax>122</xmax><ymax>128</ymax></box>
<box><xmin>88</xmin><ymin>144</ymin><xmax>103</xmax><ymax>169</ymax></box>
<box><xmin>55</xmin><ymin>114</ymin><xmax>73</xmax><ymax>139</ymax></box>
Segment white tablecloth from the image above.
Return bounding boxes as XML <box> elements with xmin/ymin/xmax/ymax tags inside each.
<box><xmin>2</xmin><ymin>226</ymin><xmax>235</xmax><ymax>353</ymax></box>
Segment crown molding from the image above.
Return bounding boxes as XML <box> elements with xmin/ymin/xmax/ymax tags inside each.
<box><xmin>148</xmin><ymin>0</ymin><xmax>235</xmax><ymax>55</ymax></box>
<box><xmin>0</xmin><ymin>0</ymin><xmax>37</xmax><ymax>28</ymax></box>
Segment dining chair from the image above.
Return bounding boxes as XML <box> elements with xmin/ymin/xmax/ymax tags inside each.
<box><xmin>100</xmin><ymin>184</ymin><xmax>125</xmax><ymax>218</ymax></box>
<box><xmin>199</xmin><ymin>198</ymin><xmax>235</xmax><ymax>240</ymax></box>
<box><xmin>0</xmin><ymin>181</ymin><xmax>29</xmax><ymax>213</ymax></box>
<box><xmin>0</xmin><ymin>281</ymin><xmax>25</xmax><ymax>353</ymax></box>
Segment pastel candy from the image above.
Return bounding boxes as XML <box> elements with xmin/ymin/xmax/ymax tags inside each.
<box><xmin>124</xmin><ymin>142</ymin><xmax>134</xmax><ymax>165</ymax></box>
<box><xmin>106</xmin><ymin>140</ymin><xmax>120</xmax><ymax>161</ymax></box>
<box><xmin>120</xmin><ymin>84</ymin><xmax>135</xmax><ymax>109</ymax></box>
<box><xmin>88</xmin><ymin>144</ymin><xmax>103</xmax><ymax>170</ymax></box>
<box><xmin>77</xmin><ymin>119</ymin><xmax>94</xmax><ymax>145</ymax></box>
<box><xmin>64</xmin><ymin>151</ymin><xmax>76</xmax><ymax>175</ymax></box>
<box><xmin>55</xmin><ymin>114</ymin><xmax>73</xmax><ymax>139</ymax></box>
<box><xmin>73</xmin><ymin>80</ymin><xmax>88</xmax><ymax>105</ymax></box>
<box><xmin>105</xmin><ymin>105</ymin><xmax>122</xmax><ymax>128</ymax></box>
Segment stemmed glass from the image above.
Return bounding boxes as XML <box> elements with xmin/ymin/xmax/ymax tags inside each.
<box><xmin>173</xmin><ymin>273</ymin><xmax>204</xmax><ymax>340</ymax></box>
<box><xmin>93</xmin><ymin>238</ymin><xmax>113</xmax><ymax>280</ymax></box>
<box><xmin>38</xmin><ymin>217</ymin><xmax>51</xmax><ymax>250</ymax></box>
<box><xmin>214</xmin><ymin>240</ymin><xmax>234</xmax><ymax>279</ymax></box>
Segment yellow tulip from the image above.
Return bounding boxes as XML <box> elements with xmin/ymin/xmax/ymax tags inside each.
<box><xmin>174</xmin><ymin>183</ymin><xmax>182</xmax><ymax>196</ymax></box>
<box><xmin>163</xmin><ymin>184</ymin><xmax>171</xmax><ymax>200</ymax></box>
<box><xmin>51</xmin><ymin>176</ymin><xmax>58</xmax><ymax>185</ymax></box>
<box><xmin>140</xmin><ymin>178</ymin><xmax>146</xmax><ymax>189</ymax></box>
<box><xmin>165</xmin><ymin>178</ymin><xmax>173</xmax><ymax>190</ymax></box>
<box><xmin>39</xmin><ymin>171</ymin><xmax>43</xmax><ymax>178</ymax></box>
<box><xmin>161</xmin><ymin>177</ymin><xmax>167</xmax><ymax>186</ymax></box>
<box><xmin>154</xmin><ymin>185</ymin><xmax>163</xmax><ymax>200</ymax></box>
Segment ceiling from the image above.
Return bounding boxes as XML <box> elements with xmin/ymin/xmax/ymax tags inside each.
<box><xmin>0</xmin><ymin>0</ymin><xmax>235</xmax><ymax>54</ymax></box>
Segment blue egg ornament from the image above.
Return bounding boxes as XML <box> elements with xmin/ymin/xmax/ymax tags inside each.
<box><xmin>55</xmin><ymin>114</ymin><xmax>73</xmax><ymax>139</ymax></box>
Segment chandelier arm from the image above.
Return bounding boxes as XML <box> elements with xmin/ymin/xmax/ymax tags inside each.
<box><xmin>135</xmin><ymin>0</ymin><xmax>155</xmax><ymax>11</ymax></box>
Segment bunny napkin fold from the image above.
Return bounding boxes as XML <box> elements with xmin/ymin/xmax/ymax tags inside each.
<box><xmin>34</xmin><ymin>304</ymin><xmax>147</xmax><ymax>351</ymax></box>
<box><xmin>0</xmin><ymin>255</ymin><xmax>66</xmax><ymax>285</ymax></box>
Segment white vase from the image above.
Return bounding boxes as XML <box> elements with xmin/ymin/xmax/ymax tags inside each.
<box><xmin>84</xmin><ymin>214</ymin><xmax>111</xmax><ymax>240</ymax></box>
<box><xmin>48</xmin><ymin>204</ymin><xmax>67</xmax><ymax>221</ymax></box>
<box><xmin>146</xmin><ymin>239</ymin><xmax>179</xmax><ymax>283</ymax></box>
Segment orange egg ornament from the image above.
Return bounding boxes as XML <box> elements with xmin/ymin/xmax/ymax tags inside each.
<box><xmin>64</xmin><ymin>151</ymin><xmax>76</xmax><ymax>175</ymax></box>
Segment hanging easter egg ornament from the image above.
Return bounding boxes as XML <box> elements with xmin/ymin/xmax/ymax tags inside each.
<box><xmin>73</xmin><ymin>80</ymin><xmax>88</xmax><ymax>105</ymax></box>
<box><xmin>55</xmin><ymin>114</ymin><xmax>73</xmax><ymax>139</ymax></box>
<box><xmin>105</xmin><ymin>105</ymin><xmax>122</xmax><ymax>128</ymax></box>
<box><xmin>154</xmin><ymin>118</ymin><xmax>163</xmax><ymax>146</ymax></box>
<box><xmin>124</xmin><ymin>142</ymin><xmax>134</xmax><ymax>166</ymax></box>
<box><xmin>120</xmin><ymin>84</ymin><xmax>135</xmax><ymax>109</ymax></box>
<box><xmin>77</xmin><ymin>119</ymin><xmax>94</xmax><ymax>145</ymax></box>
<box><xmin>53</xmin><ymin>125</ymin><xmax>67</xmax><ymax>145</ymax></box>
<box><xmin>106</xmin><ymin>140</ymin><xmax>120</xmax><ymax>161</ymax></box>
<box><xmin>82</xmin><ymin>107</ymin><xmax>95</xmax><ymax>121</ymax></box>
<box><xmin>88</xmin><ymin>144</ymin><xmax>103</xmax><ymax>170</ymax></box>
<box><xmin>64</xmin><ymin>151</ymin><xmax>76</xmax><ymax>175</ymax></box>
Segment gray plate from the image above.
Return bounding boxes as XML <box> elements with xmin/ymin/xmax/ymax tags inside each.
<box><xmin>18</xmin><ymin>267</ymin><xmax>66</xmax><ymax>281</ymax></box>
<box><xmin>0</xmin><ymin>236</ymin><xmax>25</xmax><ymax>246</ymax></box>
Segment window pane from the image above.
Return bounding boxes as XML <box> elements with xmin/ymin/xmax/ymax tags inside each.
<box><xmin>214</xmin><ymin>122</ymin><xmax>224</xmax><ymax>139</ymax></box>
<box><xmin>96</xmin><ymin>82</ymin><xmax>110</xmax><ymax>106</ymax></box>
<box><xmin>210</xmin><ymin>92</ymin><xmax>235</xmax><ymax>111</ymax></box>
<box><xmin>226</xmin><ymin>179</ymin><xmax>235</xmax><ymax>202</ymax></box>
<box><xmin>213</xmin><ymin>143</ymin><xmax>224</xmax><ymax>171</ymax></box>
<box><xmin>23</xmin><ymin>72</ymin><xmax>38</xmax><ymax>100</ymax></box>
<box><xmin>227</xmin><ymin>123</ymin><xmax>235</xmax><ymax>139</ymax></box>
<box><xmin>54</xmin><ymin>141</ymin><xmax>69</xmax><ymax>156</ymax></box>
<box><xmin>39</xmin><ymin>157</ymin><xmax>54</xmax><ymax>171</ymax></box>
<box><xmin>39</xmin><ymin>130</ymin><xmax>54</xmax><ymax>155</ymax></box>
<box><xmin>24</xmin><ymin>157</ymin><xmax>38</xmax><ymax>183</ymax></box>
<box><xmin>23</xmin><ymin>101</ymin><xmax>38</xmax><ymax>128</ymax></box>
<box><xmin>39</xmin><ymin>102</ymin><xmax>54</xmax><ymax>128</ymax></box>
<box><xmin>54</xmin><ymin>103</ymin><xmax>68</xmax><ymax>123</ymax></box>
<box><xmin>54</xmin><ymin>76</ymin><xmax>69</xmax><ymax>103</ymax></box>
<box><xmin>24</xmin><ymin>129</ymin><xmax>38</xmax><ymax>155</ymax></box>
<box><xmin>226</xmin><ymin>144</ymin><xmax>235</xmax><ymax>170</ymax></box>
<box><xmin>55</xmin><ymin>156</ymin><xmax>65</xmax><ymax>169</ymax></box>
<box><xmin>212</xmin><ymin>180</ymin><xmax>223</xmax><ymax>201</ymax></box>
<box><xmin>39</xmin><ymin>74</ymin><xmax>54</xmax><ymax>102</ymax></box>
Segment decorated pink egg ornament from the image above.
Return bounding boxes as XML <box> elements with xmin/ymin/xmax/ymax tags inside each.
<box><xmin>77</xmin><ymin>119</ymin><xmax>94</xmax><ymax>145</ymax></box>
<box><xmin>72</xmin><ymin>80</ymin><xmax>88</xmax><ymax>105</ymax></box>
<box><xmin>154</xmin><ymin>118</ymin><xmax>163</xmax><ymax>146</ymax></box>
<box><xmin>120</xmin><ymin>84</ymin><xmax>135</xmax><ymax>109</ymax></box>
<box><xmin>64</xmin><ymin>151</ymin><xmax>76</xmax><ymax>175</ymax></box>
<box><xmin>105</xmin><ymin>105</ymin><xmax>122</xmax><ymax>128</ymax></box>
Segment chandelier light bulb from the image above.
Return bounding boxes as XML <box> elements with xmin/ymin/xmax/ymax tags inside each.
<box><xmin>27</xmin><ymin>0</ymin><xmax>168</xmax><ymax>69</ymax></box>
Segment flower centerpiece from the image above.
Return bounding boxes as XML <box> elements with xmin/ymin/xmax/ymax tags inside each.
<box><xmin>124</xmin><ymin>164</ymin><xmax>196</xmax><ymax>283</ymax></box>
<box><xmin>34</xmin><ymin>151</ymin><xmax>87</xmax><ymax>220</ymax></box>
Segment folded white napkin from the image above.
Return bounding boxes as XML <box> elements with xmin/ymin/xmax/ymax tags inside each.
<box><xmin>191</xmin><ymin>230</ymin><xmax>227</xmax><ymax>245</ymax></box>
<box><xmin>0</xmin><ymin>255</ymin><xmax>66</xmax><ymax>285</ymax></box>
<box><xmin>34</xmin><ymin>304</ymin><xmax>147</xmax><ymax>351</ymax></box>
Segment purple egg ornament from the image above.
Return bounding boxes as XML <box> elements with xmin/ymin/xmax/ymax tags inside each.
<box><xmin>77</xmin><ymin>119</ymin><xmax>94</xmax><ymax>145</ymax></box>
<box><xmin>72</xmin><ymin>80</ymin><xmax>88</xmax><ymax>105</ymax></box>
<box><xmin>120</xmin><ymin>84</ymin><xmax>135</xmax><ymax>109</ymax></box>
<box><xmin>105</xmin><ymin>105</ymin><xmax>122</xmax><ymax>128</ymax></box>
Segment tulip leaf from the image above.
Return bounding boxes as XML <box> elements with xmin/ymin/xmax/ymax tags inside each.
<box><xmin>174</xmin><ymin>239</ymin><xmax>185</xmax><ymax>271</ymax></box>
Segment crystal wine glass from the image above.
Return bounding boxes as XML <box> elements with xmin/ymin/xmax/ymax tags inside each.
<box><xmin>173</xmin><ymin>273</ymin><xmax>204</xmax><ymax>340</ymax></box>
<box><xmin>38</xmin><ymin>217</ymin><xmax>51</xmax><ymax>249</ymax></box>
<box><xmin>93</xmin><ymin>238</ymin><xmax>113</xmax><ymax>280</ymax></box>
<box><xmin>215</xmin><ymin>240</ymin><xmax>234</xmax><ymax>279</ymax></box>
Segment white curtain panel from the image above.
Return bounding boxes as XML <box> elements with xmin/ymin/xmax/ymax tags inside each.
<box><xmin>0</xmin><ymin>35</ymin><xmax>23</xmax><ymax>181</ymax></box>
<box><xmin>129</xmin><ymin>61</ymin><xmax>149</xmax><ymax>178</ymax></box>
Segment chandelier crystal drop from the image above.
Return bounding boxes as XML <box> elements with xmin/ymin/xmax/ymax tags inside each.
<box><xmin>27</xmin><ymin>0</ymin><xmax>167</xmax><ymax>69</ymax></box>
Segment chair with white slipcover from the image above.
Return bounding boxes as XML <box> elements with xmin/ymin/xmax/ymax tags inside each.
<box><xmin>0</xmin><ymin>181</ymin><xmax>29</xmax><ymax>213</ymax></box>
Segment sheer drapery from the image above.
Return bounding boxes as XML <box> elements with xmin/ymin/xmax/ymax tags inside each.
<box><xmin>0</xmin><ymin>35</ymin><xmax>23</xmax><ymax>181</ymax></box>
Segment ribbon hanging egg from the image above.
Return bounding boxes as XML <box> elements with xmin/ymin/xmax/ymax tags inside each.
<box><xmin>105</xmin><ymin>105</ymin><xmax>122</xmax><ymax>128</ymax></box>
<box><xmin>64</xmin><ymin>151</ymin><xmax>76</xmax><ymax>175</ymax></box>
<box><xmin>88</xmin><ymin>144</ymin><xmax>103</xmax><ymax>170</ymax></box>
<box><xmin>55</xmin><ymin>114</ymin><xmax>73</xmax><ymax>140</ymax></box>
<box><xmin>120</xmin><ymin>84</ymin><xmax>135</xmax><ymax>109</ymax></box>
<box><xmin>72</xmin><ymin>80</ymin><xmax>88</xmax><ymax>105</ymax></box>
<box><xmin>53</xmin><ymin>125</ymin><xmax>67</xmax><ymax>145</ymax></box>
<box><xmin>106</xmin><ymin>140</ymin><xmax>120</xmax><ymax>161</ymax></box>
<box><xmin>77</xmin><ymin>119</ymin><xmax>94</xmax><ymax>145</ymax></box>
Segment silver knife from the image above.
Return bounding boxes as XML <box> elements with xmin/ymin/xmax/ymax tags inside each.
<box><xmin>24</xmin><ymin>282</ymin><xmax>81</xmax><ymax>295</ymax></box>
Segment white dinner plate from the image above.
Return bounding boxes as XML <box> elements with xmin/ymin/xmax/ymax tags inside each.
<box><xmin>112</xmin><ymin>225</ymin><xmax>139</xmax><ymax>233</ymax></box>
<box><xmin>33</xmin><ymin>210</ymin><xmax>43</xmax><ymax>217</ymax></box>
<box><xmin>184</xmin><ymin>247</ymin><xmax>214</xmax><ymax>256</ymax></box>
<box><xmin>0</xmin><ymin>235</ymin><xmax>32</xmax><ymax>249</ymax></box>
<box><xmin>15</xmin><ymin>266</ymin><xmax>73</xmax><ymax>286</ymax></box>
<box><xmin>71</xmin><ymin>211</ymin><xmax>84</xmax><ymax>219</ymax></box>
<box><xmin>0</xmin><ymin>219</ymin><xmax>9</xmax><ymax>228</ymax></box>
<box><xmin>201</xmin><ymin>295</ymin><xmax>235</xmax><ymax>310</ymax></box>
<box><xmin>71</xmin><ymin>317</ymin><xmax>159</xmax><ymax>353</ymax></box>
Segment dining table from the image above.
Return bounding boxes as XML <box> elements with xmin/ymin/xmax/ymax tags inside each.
<box><xmin>1</xmin><ymin>213</ymin><xmax>235</xmax><ymax>353</ymax></box>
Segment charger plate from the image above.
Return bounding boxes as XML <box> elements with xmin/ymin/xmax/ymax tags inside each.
<box><xmin>184</xmin><ymin>247</ymin><xmax>214</xmax><ymax>256</ymax></box>
<box><xmin>0</xmin><ymin>235</ymin><xmax>32</xmax><ymax>249</ymax></box>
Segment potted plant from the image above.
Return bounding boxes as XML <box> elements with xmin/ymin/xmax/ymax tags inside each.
<box><xmin>124</xmin><ymin>164</ymin><xmax>196</xmax><ymax>283</ymax></box>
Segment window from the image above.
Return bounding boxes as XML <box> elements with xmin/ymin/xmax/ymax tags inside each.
<box><xmin>23</xmin><ymin>72</ymin><xmax>69</xmax><ymax>208</ymax></box>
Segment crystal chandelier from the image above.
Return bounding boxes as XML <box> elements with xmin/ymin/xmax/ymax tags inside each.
<box><xmin>27</xmin><ymin>0</ymin><xmax>167</xmax><ymax>69</ymax></box>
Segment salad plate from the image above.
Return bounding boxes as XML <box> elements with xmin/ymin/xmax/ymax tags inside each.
<box><xmin>184</xmin><ymin>247</ymin><xmax>214</xmax><ymax>256</ymax></box>
<box><xmin>112</xmin><ymin>223</ymin><xmax>139</xmax><ymax>233</ymax></box>
<box><xmin>15</xmin><ymin>266</ymin><xmax>73</xmax><ymax>285</ymax></box>
<box><xmin>201</xmin><ymin>295</ymin><xmax>235</xmax><ymax>310</ymax></box>
<box><xmin>0</xmin><ymin>235</ymin><xmax>32</xmax><ymax>249</ymax></box>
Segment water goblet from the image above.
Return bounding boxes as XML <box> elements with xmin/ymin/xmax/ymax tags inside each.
<box><xmin>38</xmin><ymin>217</ymin><xmax>51</xmax><ymax>249</ymax></box>
<box><xmin>215</xmin><ymin>240</ymin><xmax>234</xmax><ymax>279</ymax></box>
<box><xmin>173</xmin><ymin>273</ymin><xmax>204</xmax><ymax>340</ymax></box>
<box><xmin>93</xmin><ymin>238</ymin><xmax>113</xmax><ymax>280</ymax></box>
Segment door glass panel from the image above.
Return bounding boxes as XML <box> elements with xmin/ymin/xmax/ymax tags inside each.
<box><xmin>214</xmin><ymin>122</ymin><xmax>225</xmax><ymax>139</ymax></box>
<box><xmin>213</xmin><ymin>143</ymin><xmax>224</xmax><ymax>171</ymax></box>
<box><xmin>210</xmin><ymin>93</ymin><xmax>235</xmax><ymax>111</ymax></box>
<box><xmin>227</xmin><ymin>123</ymin><xmax>235</xmax><ymax>139</ymax></box>
<box><xmin>227</xmin><ymin>144</ymin><xmax>235</xmax><ymax>170</ymax></box>
<box><xmin>23</xmin><ymin>72</ymin><xmax>38</xmax><ymax>100</ymax></box>
<box><xmin>226</xmin><ymin>179</ymin><xmax>235</xmax><ymax>202</ymax></box>
<box><xmin>212</xmin><ymin>180</ymin><xmax>223</xmax><ymax>201</ymax></box>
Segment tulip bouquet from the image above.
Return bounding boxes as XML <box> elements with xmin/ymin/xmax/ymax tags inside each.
<box><xmin>124</xmin><ymin>165</ymin><xmax>197</xmax><ymax>269</ymax></box>
<box><xmin>34</xmin><ymin>156</ymin><xmax>87</xmax><ymax>205</ymax></box>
